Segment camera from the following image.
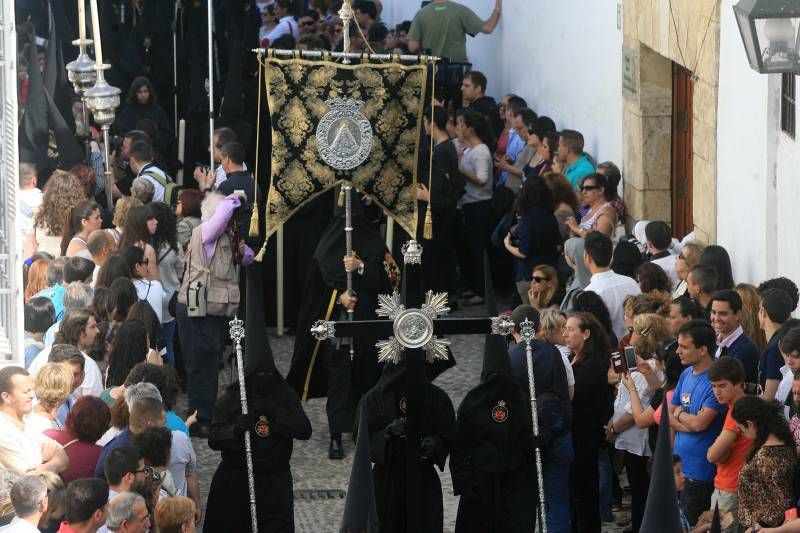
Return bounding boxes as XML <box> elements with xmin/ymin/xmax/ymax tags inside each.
<box><xmin>108</xmin><ymin>135</ymin><xmax>124</xmax><ymax>153</ymax></box>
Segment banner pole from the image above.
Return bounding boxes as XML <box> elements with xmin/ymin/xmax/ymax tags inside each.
<box><xmin>277</xmin><ymin>226</ymin><xmax>284</xmax><ymax>336</ymax></box>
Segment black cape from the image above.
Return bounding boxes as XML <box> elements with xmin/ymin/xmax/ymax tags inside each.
<box><xmin>205</xmin><ymin>263</ymin><xmax>312</xmax><ymax>532</ymax></box>
<box><xmin>287</xmin><ymin>200</ymin><xmax>396</xmax><ymax>403</ymax></box>
<box><xmin>416</xmin><ymin>137</ymin><xmax>461</xmax><ymax>296</ymax></box>
<box><xmin>360</xmin><ymin>362</ymin><xmax>456</xmax><ymax>533</ymax></box>
<box><xmin>450</xmin><ymin>255</ymin><xmax>536</xmax><ymax>532</ymax></box>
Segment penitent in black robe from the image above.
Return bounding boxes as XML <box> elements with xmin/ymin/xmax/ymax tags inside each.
<box><xmin>450</xmin><ymin>266</ymin><xmax>537</xmax><ymax>533</ymax></box>
<box><xmin>204</xmin><ymin>372</ymin><xmax>312</xmax><ymax>533</ymax></box>
<box><xmin>360</xmin><ymin>363</ymin><xmax>456</xmax><ymax>533</ymax></box>
<box><xmin>287</xmin><ymin>200</ymin><xmax>398</xmax><ymax>434</ymax></box>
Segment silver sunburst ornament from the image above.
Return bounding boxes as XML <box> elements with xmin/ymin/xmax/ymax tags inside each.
<box><xmin>375</xmin><ymin>291</ymin><xmax>451</xmax><ymax>364</ymax></box>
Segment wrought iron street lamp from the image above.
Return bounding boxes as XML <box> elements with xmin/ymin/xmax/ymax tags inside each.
<box><xmin>734</xmin><ymin>0</ymin><xmax>800</xmax><ymax>73</ymax></box>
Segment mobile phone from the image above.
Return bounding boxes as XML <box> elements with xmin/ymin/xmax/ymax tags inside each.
<box><xmin>611</xmin><ymin>351</ymin><xmax>625</xmax><ymax>374</ymax></box>
<box><xmin>624</xmin><ymin>346</ymin><xmax>637</xmax><ymax>371</ymax></box>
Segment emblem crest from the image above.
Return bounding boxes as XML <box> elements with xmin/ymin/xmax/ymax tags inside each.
<box><xmin>491</xmin><ymin>400</ymin><xmax>509</xmax><ymax>423</ymax></box>
<box><xmin>399</xmin><ymin>396</ymin><xmax>408</xmax><ymax>415</ymax></box>
<box><xmin>316</xmin><ymin>98</ymin><xmax>373</xmax><ymax>170</ymax></box>
<box><xmin>254</xmin><ymin>415</ymin><xmax>271</xmax><ymax>437</ymax></box>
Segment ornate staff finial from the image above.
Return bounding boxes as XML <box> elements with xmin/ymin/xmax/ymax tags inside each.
<box><xmin>339</xmin><ymin>0</ymin><xmax>354</xmax><ymax>64</ymax></box>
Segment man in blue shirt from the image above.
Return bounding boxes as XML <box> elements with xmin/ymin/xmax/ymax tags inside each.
<box><xmin>670</xmin><ymin>319</ymin><xmax>726</xmax><ymax>526</ymax></box>
<box><xmin>497</xmin><ymin>96</ymin><xmax>527</xmax><ymax>186</ymax></box>
<box><xmin>558</xmin><ymin>129</ymin><xmax>595</xmax><ymax>189</ymax></box>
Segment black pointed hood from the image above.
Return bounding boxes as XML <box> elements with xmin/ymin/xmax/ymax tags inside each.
<box><xmin>340</xmin><ymin>398</ymin><xmax>379</xmax><ymax>533</ymax></box>
<box><xmin>19</xmin><ymin>32</ymin><xmax>49</xmax><ymax>169</ymax></box>
<box><xmin>44</xmin><ymin>0</ymin><xmax>76</xmax><ymax>133</ymax></box>
<box><xmin>453</xmin><ymin>253</ymin><xmax>530</xmax><ymax>472</ymax></box>
<box><xmin>481</xmin><ymin>252</ymin><xmax>511</xmax><ymax>382</ymax></box>
<box><xmin>710</xmin><ymin>502</ymin><xmax>721</xmax><ymax>533</ymax></box>
<box><xmin>243</xmin><ymin>261</ymin><xmax>277</xmax><ymax>378</ymax></box>
<box><xmin>640</xmin><ymin>402</ymin><xmax>683</xmax><ymax>532</ymax></box>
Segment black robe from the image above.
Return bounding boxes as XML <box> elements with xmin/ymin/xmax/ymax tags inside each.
<box><xmin>360</xmin><ymin>363</ymin><xmax>456</xmax><ymax>533</ymax></box>
<box><xmin>417</xmin><ymin>137</ymin><xmax>461</xmax><ymax>296</ymax></box>
<box><xmin>287</xmin><ymin>202</ymin><xmax>397</xmax><ymax>433</ymax></box>
<box><xmin>450</xmin><ymin>371</ymin><xmax>537</xmax><ymax>532</ymax></box>
<box><xmin>204</xmin><ymin>373</ymin><xmax>312</xmax><ymax>533</ymax></box>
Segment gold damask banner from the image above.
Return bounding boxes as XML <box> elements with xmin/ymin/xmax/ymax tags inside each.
<box><xmin>263</xmin><ymin>55</ymin><xmax>428</xmax><ymax>238</ymax></box>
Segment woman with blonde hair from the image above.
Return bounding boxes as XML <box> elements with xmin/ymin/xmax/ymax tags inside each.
<box><xmin>155</xmin><ymin>496</ymin><xmax>197</xmax><ymax>533</ymax></box>
<box><xmin>538</xmin><ymin>308</ymin><xmax>575</xmax><ymax>400</ymax></box>
<box><xmin>23</xmin><ymin>171</ymin><xmax>88</xmax><ymax>258</ymax></box>
<box><xmin>527</xmin><ymin>264</ymin><xmax>559</xmax><ymax>309</ymax></box>
<box><xmin>673</xmin><ymin>241</ymin><xmax>705</xmax><ymax>299</ymax></box>
<box><xmin>108</xmin><ymin>196</ymin><xmax>143</xmax><ymax>246</ymax></box>
<box><xmin>26</xmin><ymin>363</ymin><xmax>73</xmax><ymax>433</ymax></box>
<box><xmin>736</xmin><ymin>283</ymin><xmax>768</xmax><ymax>352</ymax></box>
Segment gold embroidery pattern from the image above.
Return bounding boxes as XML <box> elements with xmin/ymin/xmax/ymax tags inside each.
<box><xmin>263</xmin><ymin>57</ymin><xmax>427</xmax><ymax>239</ymax></box>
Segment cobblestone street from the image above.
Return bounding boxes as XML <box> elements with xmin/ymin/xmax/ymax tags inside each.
<box><xmin>186</xmin><ymin>304</ymin><xmax>631</xmax><ymax>532</ymax></box>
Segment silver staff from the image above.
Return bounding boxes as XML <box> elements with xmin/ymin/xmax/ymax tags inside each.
<box><xmin>229</xmin><ymin>316</ymin><xmax>258</xmax><ymax>533</ymax></box>
<box><xmin>343</xmin><ymin>184</ymin><xmax>355</xmax><ymax>359</ymax></box>
<box><xmin>206</xmin><ymin>0</ymin><xmax>215</xmax><ymax>174</ymax></box>
<box><xmin>520</xmin><ymin>318</ymin><xmax>548</xmax><ymax>533</ymax></box>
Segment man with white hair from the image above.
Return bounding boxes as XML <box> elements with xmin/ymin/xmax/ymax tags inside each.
<box><xmin>2</xmin><ymin>475</ymin><xmax>48</xmax><ymax>532</ymax></box>
<box><xmin>105</xmin><ymin>492</ymin><xmax>150</xmax><ymax>533</ymax></box>
<box><xmin>41</xmin><ymin>282</ymin><xmax>95</xmax><ymax>347</ymax></box>
<box><xmin>129</xmin><ymin>178</ymin><xmax>154</xmax><ymax>205</ymax></box>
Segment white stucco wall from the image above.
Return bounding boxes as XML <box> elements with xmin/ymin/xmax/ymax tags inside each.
<box><xmin>383</xmin><ymin>0</ymin><xmax>624</xmax><ymax>164</ymax></box>
<box><xmin>716</xmin><ymin>0</ymin><xmax>800</xmax><ymax>288</ymax></box>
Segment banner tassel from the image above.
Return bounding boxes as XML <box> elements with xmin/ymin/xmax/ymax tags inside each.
<box><xmin>255</xmin><ymin>240</ymin><xmax>267</xmax><ymax>262</ymax></box>
<box><xmin>423</xmin><ymin>204</ymin><xmax>433</xmax><ymax>240</ymax></box>
<box><xmin>337</xmin><ymin>186</ymin><xmax>345</xmax><ymax>207</ymax></box>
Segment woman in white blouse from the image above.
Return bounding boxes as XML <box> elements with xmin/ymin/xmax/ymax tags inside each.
<box><xmin>456</xmin><ymin>110</ymin><xmax>494</xmax><ymax>305</ymax></box>
<box><xmin>606</xmin><ymin>313</ymin><xmax>670</xmax><ymax>533</ymax></box>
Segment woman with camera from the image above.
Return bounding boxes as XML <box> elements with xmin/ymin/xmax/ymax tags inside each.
<box><xmin>503</xmin><ymin>176</ymin><xmax>562</xmax><ymax>305</ymax></box>
<box><xmin>175</xmin><ymin>192</ymin><xmax>254</xmax><ymax>438</ymax></box>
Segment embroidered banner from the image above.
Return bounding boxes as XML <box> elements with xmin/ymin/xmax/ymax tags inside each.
<box><xmin>263</xmin><ymin>55</ymin><xmax>428</xmax><ymax>238</ymax></box>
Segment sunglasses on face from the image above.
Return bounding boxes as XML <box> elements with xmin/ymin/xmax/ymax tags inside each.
<box><xmin>580</xmin><ymin>185</ymin><xmax>600</xmax><ymax>192</ymax></box>
<box><xmin>532</xmin><ymin>276</ymin><xmax>549</xmax><ymax>283</ymax></box>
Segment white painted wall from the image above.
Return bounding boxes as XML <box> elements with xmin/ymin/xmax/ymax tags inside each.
<box><xmin>383</xmin><ymin>0</ymin><xmax>624</xmax><ymax>164</ymax></box>
<box><xmin>716</xmin><ymin>0</ymin><xmax>800</xmax><ymax>288</ymax></box>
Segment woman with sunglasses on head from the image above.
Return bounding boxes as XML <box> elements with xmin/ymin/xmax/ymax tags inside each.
<box><xmin>564</xmin><ymin>173</ymin><xmax>617</xmax><ymax>238</ymax></box>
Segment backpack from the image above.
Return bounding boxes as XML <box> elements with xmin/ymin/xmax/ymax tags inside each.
<box><xmin>142</xmin><ymin>170</ymin><xmax>181</xmax><ymax>207</ymax></box>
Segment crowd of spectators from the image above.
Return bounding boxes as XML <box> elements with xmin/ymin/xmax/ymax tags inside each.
<box><xmin>11</xmin><ymin>1</ymin><xmax>800</xmax><ymax>532</ymax></box>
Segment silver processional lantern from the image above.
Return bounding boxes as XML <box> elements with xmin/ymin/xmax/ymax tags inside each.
<box><xmin>734</xmin><ymin>0</ymin><xmax>800</xmax><ymax>73</ymax></box>
<box><xmin>66</xmin><ymin>40</ymin><xmax>97</xmax><ymax>155</ymax></box>
<box><xmin>84</xmin><ymin>66</ymin><xmax>120</xmax><ymax>208</ymax></box>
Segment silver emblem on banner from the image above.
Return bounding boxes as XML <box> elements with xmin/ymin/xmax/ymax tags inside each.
<box><xmin>316</xmin><ymin>98</ymin><xmax>373</xmax><ymax>170</ymax></box>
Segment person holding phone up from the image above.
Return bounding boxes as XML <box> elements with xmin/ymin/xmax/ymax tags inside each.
<box><xmin>606</xmin><ymin>313</ymin><xmax>671</xmax><ymax>533</ymax></box>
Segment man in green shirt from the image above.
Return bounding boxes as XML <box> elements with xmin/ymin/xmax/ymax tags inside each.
<box><xmin>407</xmin><ymin>0</ymin><xmax>502</xmax><ymax>63</ymax></box>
